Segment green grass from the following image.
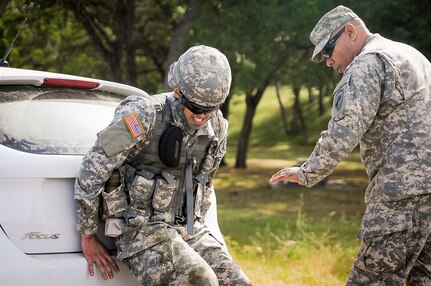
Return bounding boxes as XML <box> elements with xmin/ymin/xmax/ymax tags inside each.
<box><xmin>215</xmin><ymin>149</ymin><xmax>367</xmax><ymax>285</ymax></box>
<box><xmin>215</xmin><ymin>87</ymin><xmax>369</xmax><ymax>285</ymax></box>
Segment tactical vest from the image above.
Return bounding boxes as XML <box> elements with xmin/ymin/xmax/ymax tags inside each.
<box><xmin>121</xmin><ymin>94</ymin><xmax>223</xmax><ymax>229</ymax></box>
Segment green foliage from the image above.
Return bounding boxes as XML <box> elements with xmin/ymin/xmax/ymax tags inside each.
<box><xmin>190</xmin><ymin>0</ymin><xmax>325</xmax><ymax>91</ymax></box>
<box><xmin>133</xmin><ymin>0</ymin><xmax>188</xmax><ymax>91</ymax></box>
<box><xmin>1</xmin><ymin>0</ymin><xmax>190</xmax><ymax>91</ymax></box>
<box><xmin>215</xmin><ymin>146</ymin><xmax>367</xmax><ymax>285</ymax></box>
<box><xmin>355</xmin><ymin>0</ymin><xmax>431</xmax><ymax>59</ymax></box>
<box><xmin>227</xmin><ymin>86</ymin><xmax>333</xmax><ymax>146</ymax></box>
<box><xmin>0</xmin><ymin>0</ymin><xmax>106</xmax><ymax>76</ymax></box>
<box><xmin>1</xmin><ymin>0</ymin><xmax>430</xmax><ymax>162</ymax></box>
<box><xmin>2</xmin><ymin>0</ymin><xmax>430</xmax><ymax>86</ymax></box>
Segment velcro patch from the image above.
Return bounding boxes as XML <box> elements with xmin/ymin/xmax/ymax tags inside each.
<box><xmin>124</xmin><ymin>113</ymin><xmax>144</xmax><ymax>138</ymax></box>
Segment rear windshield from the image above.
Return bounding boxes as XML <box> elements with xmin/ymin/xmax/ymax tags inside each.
<box><xmin>0</xmin><ymin>86</ymin><xmax>123</xmax><ymax>155</ymax></box>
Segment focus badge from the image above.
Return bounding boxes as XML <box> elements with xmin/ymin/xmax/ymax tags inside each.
<box><xmin>124</xmin><ymin>113</ymin><xmax>145</xmax><ymax>138</ymax></box>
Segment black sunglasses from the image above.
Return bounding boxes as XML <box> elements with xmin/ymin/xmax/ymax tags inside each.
<box><xmin>322</xmin><ymin>26</ymin><xmax>345</xmax><ymax>60</ymax></box>
<box><xmin>179</xmin><ymin>90</ymin><xmax>218</xmax><ymax>115</ymax></box>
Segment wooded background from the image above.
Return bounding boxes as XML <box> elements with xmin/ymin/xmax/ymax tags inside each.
<box><xmin>1</xmin><ymin>0</ymin><xmax>430</xmax><ymax>168</ymax></box>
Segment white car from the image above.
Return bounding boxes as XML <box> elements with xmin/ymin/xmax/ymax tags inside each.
<box><xmin>0</xmin><ymin>67</ymin><xmax>226</xmax><ymax>286</ymax></box>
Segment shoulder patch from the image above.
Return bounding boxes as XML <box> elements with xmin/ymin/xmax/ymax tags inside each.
<box><xmin>124</xmin><ymin>113</ymin><xmax>145</xmax><ymax>138</ymax></box>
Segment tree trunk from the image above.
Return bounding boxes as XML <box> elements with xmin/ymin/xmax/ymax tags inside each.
<box><xmin>164</xmin><ymin>0</ymin><xmax>198</xmax><ymax>90</ymax></box>
<box><xmin>62</xmin><ymin>1</ymin><xmax>122</xmax><ymax>81</ymax></box>
<box><xmin>219</xmin><ymin>94</ymin><xmax>231</xmax><ymax>167</ymax></box>
<box><xmin>275</xmin><ymin>82</ymin><xmax>290</xmax><ymax>136</ymax></box>
<box><xmin>235</xmin><ymin>86</ymin><xmax>266</xmax><ymax>169</ymax></box>
<box><xmin>0</xmin><ymin>0</ymin><xmax>10</xmax><ymax>15</ymax></box>
<box><xmin>61</xmin><ymin>0</ymin><xmax>139</xmax><ymax>84</ymax></box>
<box><xmin>123</xmin><ymin>0</ymin><xmax>137</xmax><ymax>86</ymax></box>
<box><xmin>307</xmin><ymin>86</ymin><xmax>313</xmax><ymax>104</ymax></box>
<box><xmin>318</xmin><ymin>84</ymin><xmax>324</xmax><ymax>115</ymax></box>
<box><xmin>292</xmin><ymin>84</ymin><xmax>308</xmax><ymax>144</ymax></box>
<box><xmin>234</xmin><ymin>51</ymin><xmax>289</xmax><ymax>169</ymax></box>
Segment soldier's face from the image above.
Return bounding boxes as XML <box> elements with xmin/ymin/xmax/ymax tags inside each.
<box><xmin>324</xmin><ymin>26</ymin><xmax>357</xmax><ymax>74</ymax></box>
<box><xmin>183</xmin><ymin>107</ymin><xmax>211</xmax><ymax>126</ymax></box>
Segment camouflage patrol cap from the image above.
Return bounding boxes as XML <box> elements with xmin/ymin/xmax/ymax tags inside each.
<box><xmin>168</xmin><ymin>45</ymin><xmax>232</xmax><ymax>107</ymax></box>
<box><xmin>310</xmin><ymin>5</ymin><xmax>359</xmax><ymax>62</ymax></box>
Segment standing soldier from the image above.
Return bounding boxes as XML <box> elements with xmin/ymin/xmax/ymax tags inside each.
<box><xmin>270</xmin><ymin>5</ymin><xmax>431</xmax><ymax>285</ymax></box>
<box><xmin>75</xmin><ymin>45</ymin><xmax>252</xmax><ymax>285</ymax></box>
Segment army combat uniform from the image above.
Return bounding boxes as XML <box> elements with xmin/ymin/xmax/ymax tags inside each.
<box><xmin>75</xmin><ymin>45</ymin><xmax>251</xmax><ymax>285</ymax></box>
<box><xmin>75</xmin><ymin>93</ymin><xmax>251</xmax><ymax>285</ymax></box>
<box><xmin>303</xmin><ymin>19</ymin><xmax>431</xmax><ymax>286</ymax></box>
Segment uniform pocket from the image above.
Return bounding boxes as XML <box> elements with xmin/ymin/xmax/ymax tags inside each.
<box><xmin>129</xmin><ymin>169</ymin><xmax>156</xmax><ymax>210</ymax></box>
<box><xmin>357</xmin><ymin>200</ymin><xmax>413</xmax><ymax>273</ymax></box>
<box><xmin>362</xmin><ymin>231</ymin><xmax>407</xmax><ymax>273</ymax></box>
<box><xmin>152</xmin><ymin>171</ymin><xmax>177</xmax><ymax>211</ymax></box>
<box><xmin>194</xmin><ymin>183</ymin><xmax>212</xmax><ymax>220</ymax></box>
<box><xmin>358</xmin><ymin>201</ymin><xmax>413</xmax><ymax>238</ymax></box>
<box><xmin>101</xmin><ymin>184</ymin><xmax>127</xmax><ymax>220</ymax></box>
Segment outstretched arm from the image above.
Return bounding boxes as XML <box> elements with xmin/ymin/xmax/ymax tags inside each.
<box><xmin>269</xmin><ymin>167</ymin><xmax>301</xmax><ymax>184</ymax></box>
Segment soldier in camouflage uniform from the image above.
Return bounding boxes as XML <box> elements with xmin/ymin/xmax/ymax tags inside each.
<box><xmin>75</xmin><ymin>45</ymin><xmax>252</xmax><ymax>285</ymax></box>
<box><xmin>270</xmin><ymin>5</ymin><xmax>431</xmax><ymax>286</ymax></box>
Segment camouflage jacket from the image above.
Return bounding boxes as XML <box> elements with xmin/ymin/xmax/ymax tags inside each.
<box><xmin>74</xmin><ymin>92</ymin><xmax>228</xmax><ymax>236</ymax></box>
<box><xmin>299</xmin><ymin>34</ymin><xmax>431</xmax><ymax>205</ymax></box>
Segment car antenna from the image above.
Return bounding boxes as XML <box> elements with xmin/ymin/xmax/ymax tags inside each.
<box><xmin>0</xmin><ymin>17</ymin><xmax>28</xmax><ymax>67</ymax></box>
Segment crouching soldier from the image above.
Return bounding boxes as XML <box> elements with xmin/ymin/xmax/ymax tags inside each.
<box><xmin>75</xmin><ymin>45</ymin><xmax>252</xmax><ymax>286</ymax></box>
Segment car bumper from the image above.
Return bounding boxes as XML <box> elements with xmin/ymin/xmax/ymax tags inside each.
<box><xmin>0</xmin><ymin>228</ymin><xmax>139</xmax><ymax>286</ymax></box>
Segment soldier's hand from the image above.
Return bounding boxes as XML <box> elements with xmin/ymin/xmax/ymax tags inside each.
<box><xmin>269</xmin><ymin>167</ymin><xmax>301</xmax><ymax>184</ymax></box>
<box><xmin>81</xmin><ymin>234</ymin><xmax>120</xmax><ymax>280</ymax></box>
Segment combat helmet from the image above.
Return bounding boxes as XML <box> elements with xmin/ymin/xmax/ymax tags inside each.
<box><xmin>168</xmin><ymin>45</ymin><xmax>232</xmax><ymax>107</ymax></box>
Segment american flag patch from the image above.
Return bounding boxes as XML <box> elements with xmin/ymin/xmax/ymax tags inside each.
<box><xmin>124</xmin><ymin>113</ymin><xmax>144</xmax><ymax>138</ymax></box>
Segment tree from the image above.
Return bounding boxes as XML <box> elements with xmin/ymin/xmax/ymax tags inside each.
<box><xmin>164</xmin><ymin>0</ymin><xmax>198</xmax><ymax>90</ymax></box>
<box><xmin>59</xmin><ymin>0</ymin><xmax>203</xmax><ymax>92</ymax></box>
<box><xmin>0</xmin><ymin>0</ymin><xmax>110</xmax><ymax>76</ymax></box>
<box><xmin>0</xmin><ymin>0</ymin><xmax>197</xmax><ymax>91</ymax></box>
<box><xmin>2</xmin><ymin>0</ymin><xmax>430</xmax><ymax>169</ymax></box>
<box><xmin>58</xmin><ymin>0</ymin><xmax>140</xmax><ymax>86</ymax></box>
<box><xmin>1</xmin><ymin>1</ymin><xmax>66</xmax><ymax>70</ymax></box>
<box><xmin>191</xmin><ymin>0</ymin><xmax>322</xmax><ymax>168</ymax></box>
<box><xmin>0</xmin><ymin>0</ymin><xmax>11</xmax><ymax>15</ymax></box>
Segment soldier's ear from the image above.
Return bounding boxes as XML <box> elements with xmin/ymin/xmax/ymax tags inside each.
<box><xmin>173</xmin><ymin>88</ymin><xmax>180</xmax><ymax>99</ymax></box>
<box><xmin>345</xmin><ymin>23</ymin><xmax>357</xmax><ymax>40</ymax></box>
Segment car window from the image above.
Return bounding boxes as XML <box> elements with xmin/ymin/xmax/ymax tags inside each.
<box><xmin>0</xmin><ymin>86</ymin><xmax>124</xmax><ymax>155</ymax></box>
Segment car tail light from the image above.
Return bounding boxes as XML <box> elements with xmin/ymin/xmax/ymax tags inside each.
<box><xmin>41</xmin><ymin>78</ymin><xmax>100</xmax><ymax>89</ymax></box>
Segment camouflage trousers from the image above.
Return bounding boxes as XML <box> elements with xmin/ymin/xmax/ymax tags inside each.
<box><xmin>126</xmin><ymin>223</ymin><xmax>252</xmax><ymax>286</ymax></box>
<box><xmin>347</xmin><ymin>194</ymin><xmax>431</xmax><ymax>285</ymax></box>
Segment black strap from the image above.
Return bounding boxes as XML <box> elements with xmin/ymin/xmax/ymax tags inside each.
<box><xmin>185</xmin><ymin>157</ymin><xmax>196</xmax><ymax>235</ymax></box>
